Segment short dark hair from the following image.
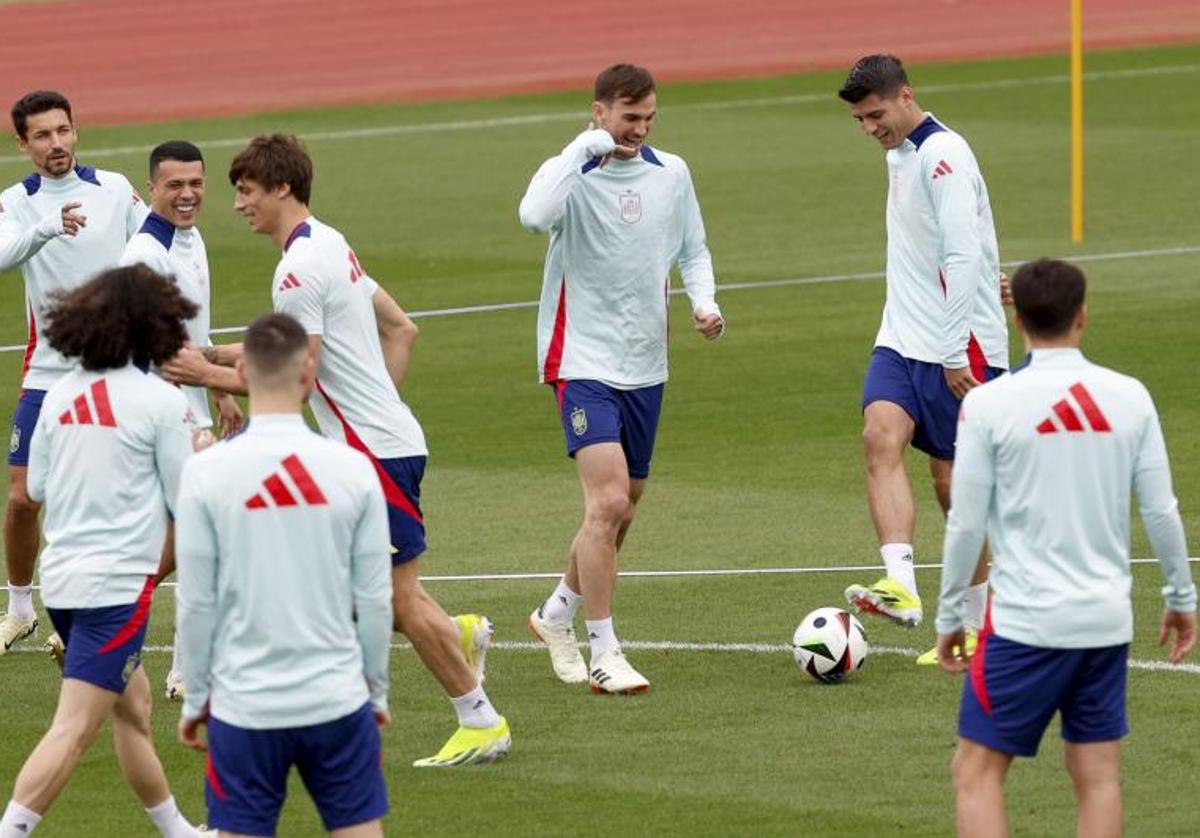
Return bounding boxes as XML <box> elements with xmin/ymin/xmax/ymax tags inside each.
<box><xmin>228</xmin><ymin>134</ymin><xmax>313</xmax><ymax>205</ymax></box>
<box><xmin>594</xmin><ymin>64</ymin><xmax>656</xmax><ymax>104</ymax></box>
<box><xmin>43</xmin><ymin>265</ymin><xmax>197</xmax><ymax>371</ymax></box>
<box><xmin>149</xmin><ymin>140</ymin><xmax>204</xmax><ymax>179</ymax></box>
<box><xmin>11</xmin><ymin>90</ymin><xmax>73</xmax><ymax>140</ymax></box>
<box><xmin>243</xmin><ymin>313</ymin><xmax>309</xmax><ymax>380</ymax></box>
<box><xmin>837</xmin><ymin>54</ymin><xmax>909</xmax><ymax>103</ymax></box>
<box><xmin>1011</xmin><ymin>258</ymin><xmax>1087</xmax><ymax>338</ymax></box>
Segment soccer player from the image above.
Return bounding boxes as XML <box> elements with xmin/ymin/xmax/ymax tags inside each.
<box><xmin>936</xmin><ymin>258</ymin><xmax>1196</xmax><ymax>838</ymax></box>
<box><xmin>0</xmin><ymin>90</ymin><xmax>146</xmax><ymax>652</ymax></box>
<box><xmin>119</xmin><ymin>140</ymin><xmax>243</xmax><ymax>701</ymax></box>
<box><xmin>518</xmin><ymin>64</ymin><xmax>724</xmax><ymax>694</ymax></box>
<box><xmin>0</xmin><ymin>266</ymin><xmax>207</xmax><ymax>838</ymax></box>
<box><xmin>161</xmin><ymin>134</ymin><xmax>510</xmax><ymax>766</ymax></box>
<box><xmin>175</xmin><ymin>313</ymin><xmax>391</xmax><ymax>837</ymax></box>
<box><xmin>835</xmin><ymin>55</ymin><xmax>1007</xmax><ymax>660</ymax></box>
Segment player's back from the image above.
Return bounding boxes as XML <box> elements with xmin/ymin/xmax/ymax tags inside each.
<box><xmin>31</xmin><ymin>362</ymin><xmax>192</xmax><ymax>609</ymax></box>
<box><xmin>272</xmin><ymin>218</ymin><xmax>426</xmax><ymax>460</ymax></box>
<box><xmin>962</xmin><ymin>348</ymin><xmax>1161</xmax><ymax>646</ymax></box>
<box><xmin>176</xmin><ymin>414</ymin><xmax>390</xmax><ymax>728</ymax></box>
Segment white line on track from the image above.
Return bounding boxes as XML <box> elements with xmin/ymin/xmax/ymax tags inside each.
<box><xmin>0</xmin><ymin>64</ymin><xmax>1195</xmax><ymax>166</ymax></box>
<box><xmin>0</xmin><ymin>243</ymin><xmax>1195</xmax><ymax>353</ymax></box>
<box><xmin>12</xmin><ymin>639</ymin><xmax>1199</xmax><ymax>675</ymax></box>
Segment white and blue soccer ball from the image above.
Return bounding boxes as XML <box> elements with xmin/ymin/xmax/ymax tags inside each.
<box><xmin>792</xmin><ymin>607</ymin><xmax>869</xmax><ymax>683</ymax></box>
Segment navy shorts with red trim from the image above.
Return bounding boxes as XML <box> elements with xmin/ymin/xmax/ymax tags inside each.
<box><xmin>553</xmin><ymin>380</ymin><xmax>664</xmax><ymax>479</ymax></box>
<box><xmin>8</xmin><ymin>389</ymin><xmax>46</xmax><ymax>466</ymax></box>
<box><xmin>862</xmin><ymin>347</ymin><xmax>1004</xmax><ymax>460</ymax></box>
<box><xmin>205</xmin><ymin>703</ymin><xmax>388</xmax><ymax>836</ymax></box>
<box><xmin>959</xmin><ymin>632</ymin><xmax>1129</xmax><ymax>757</ymax></box>
<box><xmin>373</xmin><ymin>455</ymin><xmax>426</xmax><ymax>565</ymax></box>
<box><xmin>46</xmin><ymin>577</ymin><xmax>155</xmax><ymax>694</ymax></box>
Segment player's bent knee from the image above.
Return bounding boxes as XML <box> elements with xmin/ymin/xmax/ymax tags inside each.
<box><xmin>587</xmin><ymin>492</ymin><xmax>631</xmax><ymax>529</ymax></box>
<box><xmin>862</xmin><ymin>421</ymin><xmax>905</xmax><ymax>462</ymax></box>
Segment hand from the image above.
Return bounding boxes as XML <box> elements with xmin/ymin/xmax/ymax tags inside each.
<box><xmin>215</xmin><ymin>393</ymin><xmax>244</xmax><ymax>438</ymax></box>
<box><xmin>937</xmin><ymin>630</ymin><xmax>970</xmax><ymax>673</ymax></box>
<box><xmin>1159</xmin><ymin>609</ymin><xmax>1197</xmax><ymax>664</ymax></box>
<box><xmin>693</xmin><ymin>310</ymin><xmax>725</xmax><ymax>341</ymax></box>
<box><xmin>191</xmin><ymin>429</ymin><xmax>217</xmax><ymax>452</ymax></box>
<box><xmin>944</xmin><ymin>366</ymin><xmax>980</xmax><ymax>399</ymax></box>
<box><xmin>161</xmin><ymin>345</ymin><xmax>213</xmax><ymax>387</ymax></box>
<box><xmin>60</xmin><ymin>201</ymin><xmax>86</xmax><ymax>236</ymax></box>
<box><xmin>583</xmin><ymin>122</ymin><xmax>635</xmax><ymax>163</ymax></box>
<box><xmin>998</xmin><ymin>271</ymin><xmax>1013</xmax><ymax>307</ymax></box>
<box><xmin>178</xmin><ymin>704</ymin><xmax>210</xmax><ymax>751</ymax></box>
<box><xmin>373</xmin><ymin>709</ymin><xmax>391</xmax><ymax>730</ymax></box>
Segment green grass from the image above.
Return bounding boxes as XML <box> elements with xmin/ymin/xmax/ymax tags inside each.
<box><xmin>1</xmin><ymin>44</ymin><xmax>1199</xmax><ymax>835</ymax></box>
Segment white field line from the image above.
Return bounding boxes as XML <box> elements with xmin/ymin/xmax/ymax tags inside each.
<box><xmin>0</xmin><ymin>243</ymin><xmax>1196</xmax><ymax>353</ymax></box>
<box><xmin>12</xmin><ymin>638</ymin><xmax>1200</xmax><ymax>675</ymax></box>
<box><xmin>0</xmin><ymin>63</ymin><xmax>1195</xmax><ymax>166</ymax></box>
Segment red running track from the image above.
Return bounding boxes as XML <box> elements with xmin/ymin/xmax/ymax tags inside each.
<box><xmin>0</xmin><ymin>0</ymin><xmax>1197</xmax><ymax>124</ymax></box>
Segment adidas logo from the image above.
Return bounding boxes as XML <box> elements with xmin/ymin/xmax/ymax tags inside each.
<box><xmin>277</xmin><ymin>272</ymin><xmax>302</xmax><ymax>292</ymax></box>
<box><xmin>931</xmin><ymin>159</ymin><xmax>954</xmax><ymax>179</ymax></box>
<box><xmin>58</xmin><ymin>379</ymin><xmax>117</xmax><ymax>427</ymax></box>
<box><xmin>472</xmin><ymin>700</ymin><xmax>486</xmax><ymax>710</ymax></box>
<box><xmin>245</xmin><ymin>454</ymin><xmax>328</xmax><ymax>509</ymax></box>
<box><xmin>557</xmin><ymin>595</ymin><xmax>568</xmax><ymax>606</ymax></box>
<box><xmin>1036</xmin><ymin>382</ymin><xmax>1112</xmax><ymax>435</ymax></box>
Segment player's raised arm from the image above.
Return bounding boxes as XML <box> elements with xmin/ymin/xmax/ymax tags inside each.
<box><xmin>518</xmin><ymin>127</ymin><xmax>616</xmax><ymax>232</ymax></box>
<box><xmin>0</xmin><ymin>199</ymin><xmax>85</xmax><ymax>272</ymax></box>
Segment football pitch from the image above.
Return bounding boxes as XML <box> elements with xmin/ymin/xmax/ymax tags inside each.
<box><xmin>1</xmin><ymin>44</ymin><xmax>1199</xmax><ymax>836</ymax></box>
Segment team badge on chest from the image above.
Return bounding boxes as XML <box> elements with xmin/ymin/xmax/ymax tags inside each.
<box><xmin>570</xmin><ymin>406</ymin><xmax>588</xmax><ymax>436</ymax></box>
<box><xmin>618</xmin><ymin>191</ymin><xmax>642</xmax><ymax>224</ymax></box>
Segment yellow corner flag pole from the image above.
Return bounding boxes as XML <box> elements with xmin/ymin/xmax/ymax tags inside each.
<box><xmin>1070</xmin><ymin>0</ymin><xmax>1084</xmax><ymax>242</ymax></box>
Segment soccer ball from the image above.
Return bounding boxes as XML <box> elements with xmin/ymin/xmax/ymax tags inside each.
<box><xmin>792</xmin><ymin>607</ymin><xmax>869</xmax><ymax>683</ymax></box>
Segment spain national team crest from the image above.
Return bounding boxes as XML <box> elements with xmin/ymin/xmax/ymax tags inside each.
<box><xmin>8</xmin><ymin>427</ymin><xmax>19</xmax><ymax>454</ymax></box>
<box><xmin>619</xmin><ymin>191</ymin><xmax>642</xmax><ymax>224</ymax></box>
<box><xmin>570</xmin><ymin>406</ymin><xmax>588</xmax><ymax>436</ymax></box>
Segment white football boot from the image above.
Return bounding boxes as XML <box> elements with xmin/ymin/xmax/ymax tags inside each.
<box><xmin>588</xmin><ymin>649</ymin><xmax>650</xmax><ymax>695</ymax></box>
<box><xmin>527</xmin><ymin>606</ymin><xmax>588</xmax><ymax>683</ymax></box>
<box><xmin>0</xmin><ymin>613</ymin><xmax>37</xmax><ymax>654</ymax></box>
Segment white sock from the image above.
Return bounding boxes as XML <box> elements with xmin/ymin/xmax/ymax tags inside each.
<box><xmin>5</xmin><ymin>583</ymin><xmax>34</xmax><ymax>621</ymax></box>
<box><xmin>1</xmin><ymin>800</ymin><xmax>42</xmax><ymax>836</ymax></box>
<box><xmin>585</xmin><ymin>617</ymin><xmax>620</xmax><ymax>659</ymax></box>
<box><xmin>170</xmin><ymin>629</ymin><xmax>184</xmax><ymax>679</ymax></box>
<box><xmin>540</xmin><ymin>579</ymin><xmax>582</xmax><ymax>625</ymax></box>
<box><xmin>964</xmin><ymin>582</ymin><xmax>989</xmax><ymax>631</ymax></box>
<box><xmin>880</xmin><ymin>543</ymin><xmax>917</xmax><ymax>596</ymax></box>
<box><xmin>145</xmin><ymin>795</ymin><xmax>199</xmax><ymax>838</ymax></box>
<box><xmin>449</xmin><ymin>684</ymin><xmax>500</xmax><ymax>729</ymax></box>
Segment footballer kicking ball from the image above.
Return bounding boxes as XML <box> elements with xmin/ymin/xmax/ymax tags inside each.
<box><xmin>792</xmin><ymin>607</ymin><xmax>869</xmax><ymax>683</ymax></box>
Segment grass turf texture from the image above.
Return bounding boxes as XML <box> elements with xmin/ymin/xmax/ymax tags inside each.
<box><xmin>1</xmin><ymin>44</ymin><xmax>1198</xmax><ymax>835</ymax></box>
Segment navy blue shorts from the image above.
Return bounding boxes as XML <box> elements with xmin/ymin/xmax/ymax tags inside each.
<box><xmin>8</xmin><ymin>389</ymin><xmax>45</xmax><ymax>467</ymax></box>
<box><xmin>46</xmin><ymin>577</ymin><xmax>155</xmax><ymax>694</ymax></box>
<box><xmin>206</xmin><ymin>703</ymin><xmax>388</xmax><ymax>836</ymax></box>
<box><xmin>959</xmin><ymin>630</ymin><xmax>1129</xmax><ymax>757</ymax></box>
<box><xmin>862</xmin><ymin>347</ymin><xmax>1004</xmax><ymax>460</ymax></box>
<box><xmin>369</xmin><ymin>455</ymin><xmax>426</xmax><ymax>565</ymax></box>
<box><xmin>554</xmin><ymin>380</ymin><xmax>664</xmax><ymax>479</ymax></box>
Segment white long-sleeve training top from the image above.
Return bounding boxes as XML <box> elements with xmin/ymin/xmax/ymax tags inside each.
<box><xmin>937</xmin><ymin>348</ymin><xmax>1196</xmax><ymax>648</ymax></box>
<box><xmin>0</xmin><ymin>164</ymin><xmax>146</xmax><ymax>390</ymax></box>
<box><xmin>120</xmin><ymin>212</ymin><xmax>215</xmax><ymax>428</ymax></box>
<box><xmin>273</xmin><ymin>217</ymin><xmax>427</xmax><ymax>459</ymax></box>
<box><xmin>878</xmin><ymin>114</ymin><xmax>1008</xmax><ymax>371</ymax></box>
<box><xmin>28</xmin><ymin>363</ymin><xmax>193</xmax><ymax>608</ymax></box>
<box><xmin>174</xmin><ymin>414</ymin><xmax>393</xmax><ymax>729</ymax></box>
<box><xmin>519</xmin><ymin>129</ymin><xmax>721</xmax><ymax>389</ymax></box>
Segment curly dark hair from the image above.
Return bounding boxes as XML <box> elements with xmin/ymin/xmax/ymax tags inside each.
<box><xmin>43</xmin><ymin>265</ymin><xmax>198</xmax><ymax>371</ymax></box>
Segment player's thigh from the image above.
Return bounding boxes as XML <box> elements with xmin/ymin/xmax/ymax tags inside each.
<box><xmin>951</xmin><ymin>737</ymin><xmax>1013</xmax><ymax>787</ymax></box>
<box><xmin>295</xmin><ymin>705</ymin><xmax>388</xmax><ymax>834</ymax></box>
<box><xmin>1063</xmin><ymin>740</ymin><xmax>1121</xmax><ymax>790</ymax></box>
<box><xmin>1060</xmin><ymin>644</ymin><xmax>1129</xmax><ymax>746</ymax></box>
<box><xmin>574</xmin><ymin>443</ymin><xmax>632</xmax><ymax>518</ymax></box>
<box><xmin>557</xmin><ymin>380</ymin><xmax>622</xmax><ymax>460</ymax></box>
<box><xmin>330</xmin><ymin>821</ymin><xmax>384</xmax><ymax>838</ymax></box>
<box><xmin>50</xmin><ymin>676</ymin><xmax>120</xmax><ymax>744</ymax></box>
<box><xmin>112</xmin><ymin>665</ymin><xmax>153</xmax><ymax>730</ymax></box>
<box><xmin>7</xmin><ymin>389</ymin><xmax>46</xmax><ymax>469</ymax></box>
<box><xmin>862</xmin><ymin>400</ymin><xmax>915</xmax><ymax>455</ymax></box>
<box><xmin>205</xmin><ymin>716</ymin><xmax>292</xmax><ymax>837</ymax></box>
<box><xmin>616</xmin><ymin>384</ymin><xmax>664</xmax><ymax>480</ymax></box>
